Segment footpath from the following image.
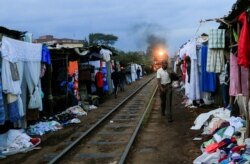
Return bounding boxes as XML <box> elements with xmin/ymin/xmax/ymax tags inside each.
<box><xmin>127</xmin><ymin>86</ymin><xmax>216</xmax><ymax>164</ymax></box>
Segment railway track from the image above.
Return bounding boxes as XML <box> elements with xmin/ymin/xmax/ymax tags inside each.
<box><xmin>47</xmin><ymin>76</ymin><xmax>158</xmax><ymax>164</ymax></box>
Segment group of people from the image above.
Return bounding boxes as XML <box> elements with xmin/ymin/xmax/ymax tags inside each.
<box><xmin>95</xmin><ymin>62</ymin><xmax>177</xmax><ymax>123</ymax></box>
<box><xmin>95</xmin><ymin>67</ymin><xmax>127</xmax><ymax>101</ymax></box>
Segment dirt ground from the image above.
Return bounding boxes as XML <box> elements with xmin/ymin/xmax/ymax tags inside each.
<box><xmin>0</xmin><ymin>76</ymin><xmax>153</xmax><ymax>164</ymax></box>
<box><xmin>127</xmin><ymin>88</ymin><xmax>217</xmax><ymax>164</ymax></box>
<box><xmin>1</xmin><ymin>76</ymin><xmax>218</xmax><ymax>164</ymax></box>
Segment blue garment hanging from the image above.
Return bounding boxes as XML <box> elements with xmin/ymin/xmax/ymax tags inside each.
<box><xmin>201</xmin><ymin>45</ymin><xmax>217</xmax><ymax>92</ymax></box>
<box><xmin>8</xmin><ymin>100</ymin><xmax>20</xmax><ymax>123</ymax></box>
<box><xmin>41</xmin><ymin>45</ymin><xmax>51</xmax><ymax>64</ymax></box>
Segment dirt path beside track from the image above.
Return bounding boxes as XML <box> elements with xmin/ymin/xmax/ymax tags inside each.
<box><xmin>127</xmin><ymin>88</ymin><xmax>216</xmax><ymax>164</ymax></box>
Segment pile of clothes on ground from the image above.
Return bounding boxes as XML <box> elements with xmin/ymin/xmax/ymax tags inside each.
<box><xmin>0</xmin><ymin>105</ymin><xmax>88</xmax><ymax>158</ymax></box>
<box><xmin>27</xmin><ymin>105</ymin><xmax>87</xmax><ymax>136</ymax></box>
<box><xmin>0</xmin><ymin>129</ymin><xmax>41</xmax><ymax>158</ymax></box>
<box><xmin>191</xmin><ymin>107</ymin><xmax>250</xmax><ymax>163</ymax></box>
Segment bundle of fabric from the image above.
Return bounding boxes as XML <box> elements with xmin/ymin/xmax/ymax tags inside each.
<box><xmin>53</xmin><ymin>106</ymin><xmax>87</xmax><ymax>125</ymax></box>
<box><xmin>27</xmin><ymin>106</ymin><xmax>87</xmax><ymax>136</ymax></box>
<box><xmin>0</xmin><ymin>129</ymin><xmax>40</xmax><ymax>157</ymax></box>
<box><xmin>27</xmin><ymin>120</ymin><xmax>62</xmax><ymax>136</ymax></box>
<box><xmin>191</xmin><ymin>108</ymin><xmax>250</xmax><ymax>163</ymax></box>
<box><xmin>66</xmin><ymin>105</ymin><xmax>87</xmax><ymax>116</ymax></box>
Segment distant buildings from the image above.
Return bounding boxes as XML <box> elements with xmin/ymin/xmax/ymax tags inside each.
<box><xmin>33</xmin><ymin>35</ymin><xmax>84</xmax><ymax>48</ymax></box>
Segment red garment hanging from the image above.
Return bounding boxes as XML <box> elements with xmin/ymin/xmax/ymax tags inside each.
<box><xmin>237</xmin><ymin>11</ymin><xmax>250</xmax><ymax>67</ymax></box>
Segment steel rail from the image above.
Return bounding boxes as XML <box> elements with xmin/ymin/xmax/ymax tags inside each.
<box><xmin>118</xmin><ymin>84</ymin><xmax>158</xmax><ymax>164</ymax></box>
<box><xmin>48</xmin><ymin>75</ymin><xmax>155</xmax><ymax>164</ymax></box>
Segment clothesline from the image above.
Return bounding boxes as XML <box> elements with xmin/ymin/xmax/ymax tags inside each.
<box><xmin>200</xmin><ymin>18</ymin><xmax>223</xmax><ymax>23</ymax></box>
<box><xmin>194</xmin><ymin>21</ymin><xmax>203</xmax><ymax>37</ymax></box>
<box><xmin>200</xmin><ymin>17</ymin><xmax>230</xmax><ymax>27</ymax></box>
<box><xmin>194</xmin><ymin>17</ymin><xmax>224</xmax><ymax>39</ymax></box>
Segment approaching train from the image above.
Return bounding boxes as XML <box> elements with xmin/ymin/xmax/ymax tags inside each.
<box><xmin>149</xmin><ymin>44</ymin><xmax>169</xmax><ymax>71</ymax></box>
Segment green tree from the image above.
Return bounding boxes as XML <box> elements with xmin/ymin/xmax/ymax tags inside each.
<box><xmin>113</xmin><ymin>51</ymin><xmax>153</xmax><ymax>73</ymax></box>
<box><xmin>89</xmin><ymin>33</ymin><xmax>118</xmax><ymax>46</ymax></box>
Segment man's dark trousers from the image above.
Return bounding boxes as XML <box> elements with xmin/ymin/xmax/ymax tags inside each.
<box><xmin>160</xmin><ymin>84</ymin><xmax>173</xmax><ymax>121</ymax></box>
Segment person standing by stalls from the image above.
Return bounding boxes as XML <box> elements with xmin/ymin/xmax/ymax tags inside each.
<box><xmin>111</xmin><ymin>68</ymin><xmax>121</xmax><ymax>98</ymax></box>
<box><xmin>219</xmin><ymin>55</ymin><xmax>230</xmax><ymax>108</ymax></box>
<box><xmin>119</xmin><ymin>67</ymin><xmax>126</xmax><ymax>92</ymax></box>
<box><xmin>185</xmin><ymin>56</ymin><xmax>191</xmax><ymax>84</ymax></box>
<box><xmin>95</xmin><ymin>68</ymin><xmax>104</xmax><ymax>102</ymax></box>
<box><xmin>125</xmin><ymin>66</ymin><xmax>132</xmax><ymax>85</ymax></box>
<box><xmin>157</xmin><ymin>60</ymin><xmax>178</xmax><ymax>122</ymax></box>
<box><xmin>136</xmin><ymin>67</ymin><xmax>141</xmax><ymax>80</ymax></box>
<box><xmin>175</xmin><ymin>59</ymin><xmax>184</xmax><ymax>87</ymax></box>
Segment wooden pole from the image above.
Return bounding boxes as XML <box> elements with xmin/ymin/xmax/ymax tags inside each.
<box><xmin>237</xmin><ymin>23</ymin><xmax>242</xmax><ymax>94</ymax></box>
<box><xmin>236</xmin><ymin>22</ymin><xmax>249</xmax><ymax>137</ymax></box>
<box><xmin>66</xmin><ymin>54</ymin><xmax>69</xmax><ymax>108</ymax></box>
<box><xmin>47</xmin><ymin>64</ymin><xmax>53</xmax><ymax>115</ymax></box>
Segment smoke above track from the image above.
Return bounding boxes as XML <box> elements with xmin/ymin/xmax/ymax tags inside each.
<box><xmin>130</xmin><ymin>22</ymin><xmax>168</xmax><ymax>51</ymax></box>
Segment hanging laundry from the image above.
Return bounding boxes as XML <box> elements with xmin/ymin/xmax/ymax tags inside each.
<box><xmin>200</xmin><ymin>45</ymin><xmax>216</xmax><ymax>92</ymax></box>
<box><xmin>208</xmin><ymin>29</ymin><xmax>225</xmax><ymax>49</ymax></box>
<box><xmin>25</xmin><ymin>62</ymin><xmax>43</xmax><ymax>111</ymax></box>
<box><xmin>41</xmin><ymin>45</ymin><xmax>51</xmax><ymax>64</ymax></box>
<box><xmin>207</xmin><ymin>29</ymin><xmax>225</xmax><ymax>73</ymax></box>
<box><xmin>1</xmin><ymin>36</ymin><xmax>43</xmax><ymax>114</ymax></box>
<box><xmin>100</xmin><ymin>48</ymin><xmax>112</xmax><ymax>62</ymax></box>
<box><xmin>1</xmin><ymin>36</ymin><xmax>42</xmax><ymax>62</ymax></box>
<box><xmin>237</xmin><ymin>11</ymin><xmax>250</xmax><ymax>67</ymax></box>
<box><xmin>229</xmin><ymin>53</ymin><xmax>249</xmax><ymax>96</ymax></box>
<box><xmin>0</xmin><ymin>55</ymin><xmax>5</xmax><ymax>124</ymax></box>
<box><xmin>7</xmin><ymin>94</ymin><xmax>20</xmax><ymax>123</ymax></box>
<box><xmin>68</xmin><ymin>61</ymin><xmax>80</xmax><ymax>101</ymax></box>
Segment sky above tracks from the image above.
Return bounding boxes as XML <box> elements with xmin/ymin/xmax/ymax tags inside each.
<box><xmin>0</xmin><ymin>0</ymin><xmax>235</xmax><ymax>55</ymax></box>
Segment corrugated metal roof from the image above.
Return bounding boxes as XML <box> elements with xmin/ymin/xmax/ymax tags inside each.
<box><xmin>0</xmin><ymin>26</ymin><xmax>25</xmax><ymax>39</ymax></box>
<box><xmin>225</xmin><ymin>0</ymin><xmax>250</xmax><ymax>21</ymax></box>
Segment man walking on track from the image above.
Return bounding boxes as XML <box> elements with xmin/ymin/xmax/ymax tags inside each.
<box><xmin>157</xmin><ymin>60</ymin><xmax>176</xmax><ymax>122</ymax></box>
<box><xmin>111</xmin><ymin>68</ymin><xmax>121</xmax><ymax>98</ymax></box>
<box><xmin>136</xmin><ymin>67</ymin><xmax>141</xmax><ymax>80</ymax></box>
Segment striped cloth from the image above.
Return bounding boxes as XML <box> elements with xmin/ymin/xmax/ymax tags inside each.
<box><xmin>206</xmin><ymin>49</ymin><xmax>225</xmax><ymax>73</ymax></box>
<box><xmin>208</xmin><ymin>29</ymin><xmax>225</xmax><ymax>49</ymax></box>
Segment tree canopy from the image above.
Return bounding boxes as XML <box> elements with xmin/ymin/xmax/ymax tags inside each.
<box><xmin>86</xmin><ymin>32</ymin><xmax>153</xmax><ymax>72</ymax></box>
<box><xmin>89</xmin><ymin>33</ymin><xmax>118</xmax><ymax>46</ymax></box>
<box><xmin>112</xmin><ymin>51</ymin><xmax>154</xmax><ymax>73</ymax></box>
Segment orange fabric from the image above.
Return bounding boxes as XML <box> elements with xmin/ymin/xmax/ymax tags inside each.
<box><xmin>68</xmin><ymin>61</ymin><xmax>80</xmax><ymax>100</ymax></box>
<box><xmin>68</xmin><ymin>61</ymin><xmax>78</xmax><ymax>75</ymax></box>
<box><xmin>205</xmin><ymin>143</ymin><xmax>219</xmax><ymax>153</ymax></box>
